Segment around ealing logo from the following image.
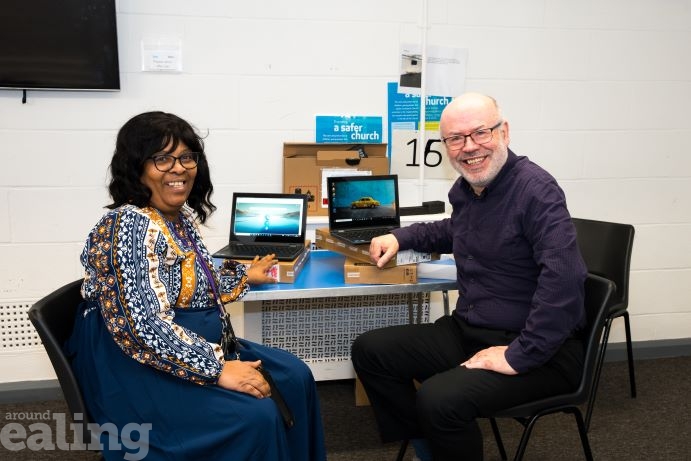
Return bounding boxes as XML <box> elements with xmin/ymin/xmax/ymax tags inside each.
<box><xmin>1</xmin><ymin>411</ymin><xmax>151</xmax><ymax>460</ymax></box>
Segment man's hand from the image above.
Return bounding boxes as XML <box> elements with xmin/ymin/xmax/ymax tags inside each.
<box><xmin>369</xmin><ymin>234</ymin><xmax>400</xmax><ymax>268</ymax></box>
<box><xmin>461</xmin><ymin>346</ymin><xmax>518</xmax><ymax>375</ymax></box>
<box><xmin>246</xmin><ymin>254</ymin><xmax>278</xmax><ymax>284</ymax></box>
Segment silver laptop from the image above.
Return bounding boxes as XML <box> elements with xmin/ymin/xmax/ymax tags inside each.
<box><xmin>213</xmin><ymin>192</ymin><xmax>308</xmax><ymax>261</ymax></box>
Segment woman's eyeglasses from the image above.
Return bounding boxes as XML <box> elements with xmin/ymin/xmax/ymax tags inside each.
<box><xmin>149</xmin><ymin>152</ymin><xmax>200</xmax><ymax>172</ymax></box>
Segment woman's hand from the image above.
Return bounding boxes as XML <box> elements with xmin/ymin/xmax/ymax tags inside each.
<box><xmin>217</xmin><ymin>359</ymin><xmax>271</xmax><ymax>398</ymax></box>
<box><xmin>246</xmin><ymin>254</ymin><xmax>278</xmax><ymax>284</ymax></box>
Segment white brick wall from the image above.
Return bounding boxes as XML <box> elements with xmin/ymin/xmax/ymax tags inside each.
<box><xmin>1</xmin><ymin>0</ymin><xmax>690</xmax><ymax>382</ymax></box>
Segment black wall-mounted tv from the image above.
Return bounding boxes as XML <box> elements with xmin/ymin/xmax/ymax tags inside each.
<box><xmin>0</xmin><ymin>0</ymin><xmax>120</xmax><ymax>91</ymax></box>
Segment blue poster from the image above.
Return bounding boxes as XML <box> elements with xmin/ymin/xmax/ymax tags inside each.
<box><xmin>387</xmin><ymin>82</ymin><xmax>450</xmax><ymax>129</ymax></box>
<box><xmin>387</xmin><ymin>81</ymin><xmax>451</xmax><ymax>158</ymax></box>
<box><xmin>316</xmin><ymin>115</ymin><xmax>383</xmax><ymax>143</ymax></box>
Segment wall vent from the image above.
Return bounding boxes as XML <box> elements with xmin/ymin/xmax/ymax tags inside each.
<box><xmin>0</xmin><ymin>302</ymin><xmax>42</xmax><ymax>349</ymax></box>
<box><xmin>260</xmin><ymin>293</ymin><xmax>430</xmax><ymax>363</ymax></box>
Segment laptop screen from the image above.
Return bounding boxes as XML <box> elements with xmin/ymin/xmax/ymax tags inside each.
<box><xmin>230</xmin><ymin>193</ymin><xmax>307</xmax><ymax>243</ymax></box>
<box><xmin>327</xmin><ymin>174</ymin><xmax>400</xmax><ymax>231</ymax></box>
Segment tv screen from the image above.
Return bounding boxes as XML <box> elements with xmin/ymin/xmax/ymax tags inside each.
<box><xmin>0</xmin><ymin>0</ymin><xmax>120</xmax><ymax>91</ymax></box>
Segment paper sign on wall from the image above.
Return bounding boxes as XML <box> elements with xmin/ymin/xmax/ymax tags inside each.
<box><xmin>387</xmin><ymin>82</ymin><xmax>455</xmax><ymax>179</ymax></box>
<box><xmin>398</xmin><ymin>44</ymin><xmax>468</xmax><ymax>97</ymax></box>
<box><xmin>389</xmin><ymin>129</ymin><xmax>457</xmax><ymax>180</ymax></box>
<box><xmin>141</xmin><ymin>35</ymin><xmax>183</xmax><ymax>72</ymax></box>
<box><xmin>316</xmin><ymin>116</ymin><xmax>383</xmax><ymax>144</ymax></box>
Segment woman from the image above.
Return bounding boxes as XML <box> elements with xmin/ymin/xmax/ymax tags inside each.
<box><xmin>66</xmin><ymin>111</ymin><xmax>326</xmax><ymax>460</ymax></box>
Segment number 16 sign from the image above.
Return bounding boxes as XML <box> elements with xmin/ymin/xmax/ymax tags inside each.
<box><xmin>390</xmin><ymin>129</ymin><xmax>457</xmax><ymax>180</ymax></box>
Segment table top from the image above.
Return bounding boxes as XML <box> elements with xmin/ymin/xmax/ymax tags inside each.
<box><xmin>238</xmin><ymin>250</ymin><xmax>457</xmax><ymax>301</ymax></box>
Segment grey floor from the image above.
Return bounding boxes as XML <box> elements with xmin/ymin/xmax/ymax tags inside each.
<box><xmin>1</xmin><ymin>355</ymin><xmax>690</xmax><ymax>460</ymax></box>
<box><xmin>322</xmin><ymin>356</ymin><xmax>691</xmax><ymax>461</ymax></box>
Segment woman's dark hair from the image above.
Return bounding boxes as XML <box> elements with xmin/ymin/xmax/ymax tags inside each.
<box><xmin>107</xmin><ymin>111</ymin><xmax>216</xmax><ymax>223</ymax></box>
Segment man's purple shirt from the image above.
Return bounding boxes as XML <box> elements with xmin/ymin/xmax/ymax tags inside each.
<box><xmin>393</xmin><ymin>149</ymin><xmax>587</xmax><ymax>372</ymax></box>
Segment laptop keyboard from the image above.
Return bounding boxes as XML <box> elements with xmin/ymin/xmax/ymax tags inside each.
<box><xmin>226</xmin><ymin>243</ymin><xmax>304</xmax><ymax>261</ymax></box>
<box><xmin>335</xmin><ymin>228</ymin><xmax>391</xmax><ymax>244</ymax></box>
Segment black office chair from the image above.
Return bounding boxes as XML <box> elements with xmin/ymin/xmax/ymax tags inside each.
<box><xmin>395</xmin><ymin>273</ymin><xmax>615</xmax><ymax>461</ymax></box>
<box><xmin>487</xmin><ymin>273</ymin><xmax>614</xmax><ymax>461</ymax></box>
<box><xmin>27</xmin><ymin>279</ymin><xmax>99</xmax><ymax>449</ymax></box>
<box><xmin>572</xmin><ymin>217</ymin><xmax>635</xmax><ymax>430</ymax></box>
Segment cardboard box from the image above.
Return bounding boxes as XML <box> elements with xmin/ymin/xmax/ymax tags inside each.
<box><xmin>344</xmin><ymin>257</ymin><xmax>417</xmax><ymax>285</ymax></box>
<box><xmin>355</xmin><ymin>377</ymin><xmax>420</xmax><ymax>407</ymax></box>
<box><xmin>355</xmin><ymin>377</ymin><xmax>370</xmax><ymax>406</ymax></box>
<box><xmin>314</xmin><ymin>227</ymin><xmax>437</xmax><ymax>267</ymax></box>
<box><xmin>236</xmin><ymin>243</ymin><xmax>311</xmax><ymax>283</ymax></box>
<box><xmin>282</xmin><ymin>142</ymin><xmax>389</xmax><ymax>216</ymax></box>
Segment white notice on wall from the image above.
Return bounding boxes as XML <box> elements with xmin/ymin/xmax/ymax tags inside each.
<box><xmin>141</xmin><ymin>36</ymin><xmax>183</xmax><ymax>72</ymax></box>
<box><xmin>398</xmin><ymin>43</ymin><xmax>467</xmax><ymax>97</ymax></box>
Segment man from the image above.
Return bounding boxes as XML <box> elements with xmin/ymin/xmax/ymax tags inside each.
<box><xmin>351</xmin><ymin>93</ymin><xmax>587</xmax><ymax>461</ymax></box>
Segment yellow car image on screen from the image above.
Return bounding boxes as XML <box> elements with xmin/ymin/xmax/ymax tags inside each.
<box><xmin>351</xmin><ymin>197</ymin><xmax>380</xmax><ymax>209</ymax></box>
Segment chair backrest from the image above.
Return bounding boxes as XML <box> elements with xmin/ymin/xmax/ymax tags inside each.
<box><xmin>578</xmin><ymin>273</ymin><xmax>616</xmax><ymax>400</ymax></box>
<box><xmin>491</xmin><ymin>273</ymin><xmax>615</xmax><ymax>419</ymax></box>
<box><xmin>27</xmin><ymin>279</ymin><xmax>93</xmax><ymax>443</ymax></box>
<box><xmin>572</xmin><ymin>217</ymin><xmax>634</xmax><ymax>312</ymax></box>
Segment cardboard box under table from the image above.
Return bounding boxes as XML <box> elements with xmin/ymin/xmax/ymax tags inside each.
<box><xmin>343</xmin><ymin>257</ymin><xmax>417</xmax><ymax>285</ymax></box>
<box><xmin>282</xmin><ymin>142</ymin><xmax>389</xmax><ymax>217</ymax></box>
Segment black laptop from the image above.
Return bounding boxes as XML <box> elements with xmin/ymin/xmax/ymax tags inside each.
<box><xmin>327</xmin><ymin>174</ymin><xmax>400</xmax><ymax>245</ymax></box>
<box><xmin>213</xmin><ymin>192</ymin><xmax>308</xmax><ymax>261</ymax></box>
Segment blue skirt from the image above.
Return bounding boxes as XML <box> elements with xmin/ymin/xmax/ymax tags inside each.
<box><xmin>65</xmin><ymin>303</ymin><xmax>326</xmax><ymax>461</ymax></box>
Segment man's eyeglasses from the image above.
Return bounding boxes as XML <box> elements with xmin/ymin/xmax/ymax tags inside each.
<box><xmin>149</xmin><ymin>152</ymin><xmax>200</xmax><ymax>172</ymax></box>
<box><xmin>441</xmin><ymin>120</ymin><xmax>503</xmax><ymax>150</ymax></box>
